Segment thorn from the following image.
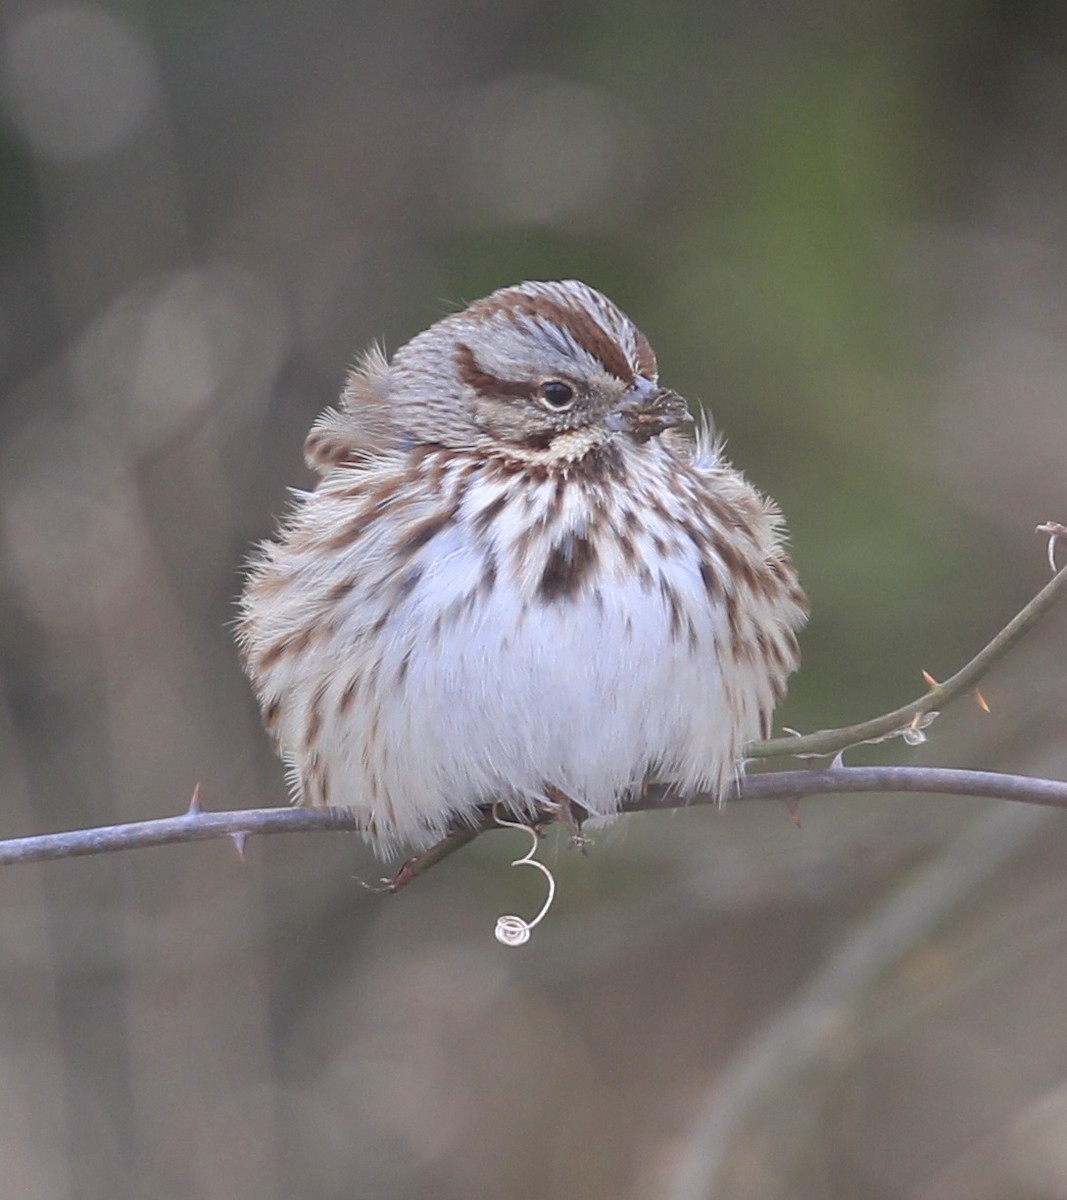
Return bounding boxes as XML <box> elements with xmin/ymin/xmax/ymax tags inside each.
<box><xmin>186</xmin><ymin>783</ymin><xmax>203</xmax><ymax>816</ymax></box>
<box><xmin>377</xmin><ymin>856</ymin><xmax>420</xmax><ymax>893</ymax></box>
<box><xmin>781</xmin><ymin>727</ymin><xmax>824</xmax><ymax>760</ymax></box>
<box><xmin>785</xmin><ymin>796</ymin><xmax>802</xmax><ymax>828</ymax></box>
<box><xmin>921</xmin><ymin>669</ymin><xmax>939</xmax><ymax>689</ymax></box>
<box><xmin>830</xmin><ymin>750</ymin><xmax>846</xmax><ymax>770</ymax></box>
<box><xmin>229</xmin><ymin>831</ymin><xmax>248</xmax><ymax>861</ymax></box>
<box><xmin>974</xmin><ymin>688</ymin><xmax>990</xmax><ymax>713</ymax></box>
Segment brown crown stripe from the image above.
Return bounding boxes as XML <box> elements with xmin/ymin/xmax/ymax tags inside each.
<box><xmin>473</xmin><ymin>292</ymin><xmax>637</xmax><ymax>383</ymax></box>
<box><xmin>633</xmin><ymin>328</ymin><xmax>657</xmax><ymax>378</ymax></box>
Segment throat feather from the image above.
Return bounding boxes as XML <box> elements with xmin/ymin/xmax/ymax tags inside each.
<box><xmin>496</xmin><ymin>432</ymin><xmax>622</xmax><ymax>477</ymax></box>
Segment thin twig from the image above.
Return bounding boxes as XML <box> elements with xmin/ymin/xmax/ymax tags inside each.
<box><xmin>0</xmin><ymin>805</ymin><xmax>360</xmax><ymax>865</ymax></box>
<box><xmin>374</xmin><ymin>825</ymin><xmax>484</xmax><ymax>892</ymax></box>
<box><xmin>3</xmin><ymin>766</ymin><xmax>1066</xmax><ymax>870</ymax></box>
<box><xmin>705</xmin><ymin>766</ymin><xmax>1067</xmax><ymax>810</ymax></box>
<box><xmin>746</xmin><ymin>562</ymin><xmax>1067</xmax><ymax>760</ymax></box>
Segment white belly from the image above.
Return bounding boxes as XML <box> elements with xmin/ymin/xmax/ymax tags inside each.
<box><xmin>245</xmin><ymin>437</ymin><xmax>802</xmax><ymax>856</ymax></box>
<box><xmin>301</xmin><ymin>517</ymin><xmax>740</xmax><ymax>851</ymax></box>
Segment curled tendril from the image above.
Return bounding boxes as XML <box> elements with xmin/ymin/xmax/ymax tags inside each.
<box><xmin>1036</xmin><ymin>522</ymin><xmax>1067</xmax><ymax>574</ymax></box>
<box><xmin>491</xmin><ymin>806</ymin><xmax>557</xmax><ymax>947</ymax></box>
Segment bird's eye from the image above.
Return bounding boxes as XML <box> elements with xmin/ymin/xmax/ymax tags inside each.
<box><xmin>537</xmin><ymin>380</ymin><xmax>576</xmax><ymax>411</ymax></box>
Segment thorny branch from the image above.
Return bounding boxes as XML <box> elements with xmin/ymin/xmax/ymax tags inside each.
<box><xmin>747</xmin><ymin>556</ymin><xmax>1067</xmax><ymax>760</ymax></box>
<box><xmin>1</xmin><ymin>539</ymin><xmax>1065</xmax><ymax>884</ymax></box>
<box><xmin>0</xmin><ymin>767</ymin><xmax>1065</xmax><ymax>873</ymax></box>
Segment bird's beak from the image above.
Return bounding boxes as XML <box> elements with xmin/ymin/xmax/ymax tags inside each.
<box><xmin>608</xmin><ymin>378</ymin><xmax>693</xmax><ymax>442</ymax></box>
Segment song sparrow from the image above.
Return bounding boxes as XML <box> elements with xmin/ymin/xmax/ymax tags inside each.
<box><xmin>238</xmin><ymin>281</ymin><xmax>807</xmax><ymax>856</ymax></box>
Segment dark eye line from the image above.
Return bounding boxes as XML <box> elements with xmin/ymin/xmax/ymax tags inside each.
<box><xmin>454</xmin><ymin>342</ymin><xmax>536</xmax><ymax>400</ymax></box>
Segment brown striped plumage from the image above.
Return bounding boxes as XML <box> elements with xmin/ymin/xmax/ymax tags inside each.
<box><xmin>238</xmin><ymin>281</ymin><xmax>807</xmax><ymax>856</ymax></box>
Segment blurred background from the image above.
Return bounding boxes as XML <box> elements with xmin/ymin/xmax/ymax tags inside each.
<box><xmin>1</xmin><ymin>1</ymin><xmax>1066</xmax><ymax>1197</ymax></box>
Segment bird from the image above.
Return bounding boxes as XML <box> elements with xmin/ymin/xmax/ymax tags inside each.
<box><xmin>237</xmin><ymin>280</ymin><xmax>807</xmax><ymax>857</ymax></box>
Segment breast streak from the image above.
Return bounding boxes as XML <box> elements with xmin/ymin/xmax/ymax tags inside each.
<box><xmin>325</xmin><ymin>460</ymin><xmax>738</xmax><ymax>830</ymax></box>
